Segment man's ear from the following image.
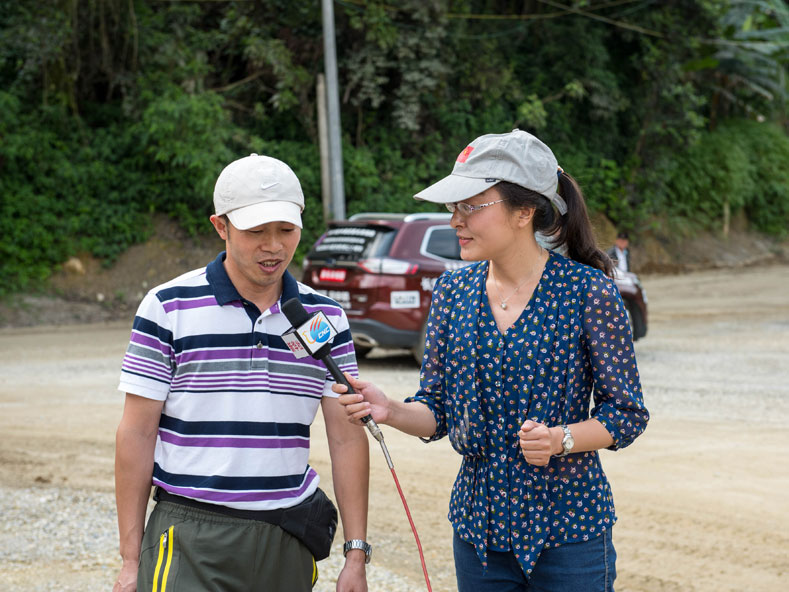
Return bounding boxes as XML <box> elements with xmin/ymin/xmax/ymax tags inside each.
<box><xmin>210</xmin><ymin>214</ymin><xmax>229</xmax><ymax>240</ymax></box>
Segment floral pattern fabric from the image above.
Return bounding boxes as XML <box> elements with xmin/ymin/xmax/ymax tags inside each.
<box><xmin>406</xmin><ymin>251</ymin><xmax>649</xmax><ymax>575</ymax></box>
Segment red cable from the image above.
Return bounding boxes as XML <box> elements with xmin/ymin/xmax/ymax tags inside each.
<box><xmin>389</xmin><ymin>465</ymin><xmax>433</xmax><ymax>592</ymax></box>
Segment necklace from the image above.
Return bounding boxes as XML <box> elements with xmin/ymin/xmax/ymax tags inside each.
<box><xmin>491</xmin><ymin>251</ymin><xmax>545</xmax><ymax>310</ymax></box>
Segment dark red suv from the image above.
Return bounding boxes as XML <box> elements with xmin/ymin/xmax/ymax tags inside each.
<box><xmin>302</xmin><ymin>213</ymin><xmax>465</xmax><ymax>362</ymax></box>
<box><xmin>303</xmin><ymin>213</ymin><xmax>647</xmax><ymax>362</ymax></box>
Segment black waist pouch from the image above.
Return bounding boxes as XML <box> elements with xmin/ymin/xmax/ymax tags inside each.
<box><xmin>155</xmin><ymin>487</ymin><xmax>338</xmax><ymax>560</ymax></box>
<box><xmin>278</xmin><ymin>488</ymin><xmax>338</xmax><ymax>560</ymax></box>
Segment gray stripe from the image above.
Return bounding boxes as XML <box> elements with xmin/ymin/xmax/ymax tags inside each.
<box><xmin>126</xmin><ymin>343</ymin><xmax>172</xmax><ymax>366</ymax></box>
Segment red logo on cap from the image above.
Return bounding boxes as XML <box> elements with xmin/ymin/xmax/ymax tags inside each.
<box><xmin>456</xmin><ymin>146</ymin><xmax>474</xmax><ymax>163</ymax></box>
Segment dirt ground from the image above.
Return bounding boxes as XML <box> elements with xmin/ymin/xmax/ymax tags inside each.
<box><xmin>1</xmin><ymin>261</ymin><xmax>788</xmax><ymax>591</ymax></box>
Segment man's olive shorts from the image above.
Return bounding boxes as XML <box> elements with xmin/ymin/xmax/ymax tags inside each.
<box><xmin>137</xmin><ymin>500</ymin><xmax>318</xmax><ymax>591</ymax></box>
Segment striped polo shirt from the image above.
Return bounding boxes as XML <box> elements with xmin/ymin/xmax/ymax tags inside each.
<box><xmin>118</xmin><ymin>252</ymin><xmax>358</xmax><ymax>511</ymax></box>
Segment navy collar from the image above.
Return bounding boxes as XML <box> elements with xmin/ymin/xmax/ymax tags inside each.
<box><xmin>206</xmin><ymin>251</ymin><xmax>300</xmax><ymax>307</ymax></box>
<box><xmin>206</xmin><ymin>252</ymin><xmax>242</xmax><ymax>305</ymax></box>
<box><xmin>280</xmin><ymin>266</ymin><xmax>300</xmax><ymax>305</ymax></box>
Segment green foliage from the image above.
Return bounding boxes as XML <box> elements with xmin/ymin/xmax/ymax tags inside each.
<box><xmin>136</xmin><ymin>84</ymin><xmax>237</xmax><ymax>233</ymax></box>
<box><xmin>649</xmin><ymin>120</ymin><xmax>789</xmax><ymax>236</ymax></box>
<box><xmin>0</xmin><ymin>92</ymin><xmax>149</xmax><ymax>295</ymax></box>
<box><xmin>0</xmin><ymin>0</ymin><xmax>788</xmax><ymax>297</ymax></box>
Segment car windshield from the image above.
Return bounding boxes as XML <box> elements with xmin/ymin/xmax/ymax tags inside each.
<box><xmin>307</xmin><ymin>225</ymin><xmax>396</xmax><ymax>262</ymax></box>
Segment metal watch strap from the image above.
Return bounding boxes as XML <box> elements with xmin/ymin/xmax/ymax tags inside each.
<box><xmin>556</xmin><ymin>425</ymin><xmax>573</xmax><ymax>457</ymax></box>
<box><xmin>343</xmin><ymin>539</ymin><xmax>372</xmax><ymax>564</ymax></box>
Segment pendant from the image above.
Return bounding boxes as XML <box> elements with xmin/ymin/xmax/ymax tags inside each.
<box><xmin>500</xmin><ymin>302</ymin><xmax>508</xmax><ymax>310</ymax></box>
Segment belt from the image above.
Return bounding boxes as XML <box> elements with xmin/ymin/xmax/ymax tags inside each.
<box><xmin>154</xmin><ymin>487</ymin><xmax>287</xmax><ymax>525</ymax></box>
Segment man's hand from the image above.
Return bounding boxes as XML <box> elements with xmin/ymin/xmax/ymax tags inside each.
<box><xmin>335</xmin><ymin>553</ymin><xmax>367</xmax><ymax>592</ymax></box>
<box><xmin>518</xmin><ymin>420</ymin><xmax>561</xmax><ymax>466</ymax></box>
<box><xmin>112</xmin><ymin>558</ymin><xmax>138</xmax><ymax>592</ymax></box>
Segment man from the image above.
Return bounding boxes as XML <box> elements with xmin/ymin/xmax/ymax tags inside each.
<box><xmin>113</xmin><ymin>154</ymin><xmax>370</xmax><ymax>592</ymax></box>
<box><xmin>607</xmin><ymin>230</ymin><xmax>631</xmax><ymax>273</ymax></box>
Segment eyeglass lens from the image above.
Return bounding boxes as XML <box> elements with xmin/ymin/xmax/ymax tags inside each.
<box><xmin>446</xmin><ymin>203</ymin><xmax>472</xmax><ymax>215</ymax></box>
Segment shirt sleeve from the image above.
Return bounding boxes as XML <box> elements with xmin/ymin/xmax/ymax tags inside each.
<box><xmin>404</xmin><ymin>272</ymin><xmax>453</xmax><ymax>442</ymax></box>
<box><xmin>582</xmin><ymin>272</ymin><xmax>649</xmax><ymax>449</ymax></box>
<box><xmin>118</xmin><ymin>291</ymin><xmax>176</xmax><ymax>401</ymax></box>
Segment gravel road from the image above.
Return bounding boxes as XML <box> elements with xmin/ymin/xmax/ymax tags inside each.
<box><xmin>1</xmin><ymin>264</ymin><xmax>787</xmax><ymax>591</ymax></box>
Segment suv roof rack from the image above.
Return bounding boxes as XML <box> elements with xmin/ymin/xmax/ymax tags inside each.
<box><xmin>347</xmin><ymin>212</ymin><xmax>451</xmax><ymax>222</ymax></box>
<box><xmin>403</xmin><ymin>212</ymin><xmax>452</xmax><ymax>222</ymax></box>
<box><xmin>348</xmin><ymin>213</ymin><xmax>407</xmax><ymax>221</ymax></box>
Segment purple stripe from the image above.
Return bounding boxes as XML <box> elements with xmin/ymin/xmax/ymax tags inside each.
<box><xmin>152</xmin><ymin>470</ymin><xmax>317</xmax><ymax>503</ymax></box>
<box><xmin>338</xmin><ymin>363</ymin><xmax>359</xmax><ymax>379</ymax></box>
<box><xmin>331</xmin><ymin>342</ymin><xmax>354</xmax><ymax>357</ymax></box>
<box><xmin>303</xmin><ymin>304</ymin><xmax>342</xmax><ymax>319</ymax></box>
<box><xmin>124</xmin><ymin>353</ymin><xmax>171</xmax><ymax>374</ymax></box>
<box><xmin>130</xmin><ymin>332</ymin><xmax>172</xmax><ymax>356</ymax></box>
<box><xmin>171</xmin><ymin>383</ymin><xmax>273</xmax><ymax>391</ymax></box>
<box><xmin>171</xmin><ymin>372</ymin><xmax>271</xmax><ymax>385</ymax></box>
<box><xmin>159</xmin><ymin>431</ymin><xmax>309</xmax><ymax>449</ymax></box>
<box><xmin>171</xmin><ymin>373</ymin><xmax>319</xmax><ymax>390</ymax></box>
<box><xmin>267</xmin><ymin>349</ymin><xmax>324</xmax><ymax>366</ymax></box>
<box><xmin>122</xmin><ymin>359</ymin><xmax>172</xmax><ymax>382</ymax></box>
<box><xmin>163</xmin><ymin>296</ymin><xmax>218</xmax><ymax>312</ymax></box>
<box><xmin>177</xmin><ymin>348</ymin><xmax>258</xmax><ymax>364</ymax></box>
<box><xmin>175</xmin><ymin>344</ymin><xmax>349</xmax><ymax>365</ymax></box>
<box><xmin>269</xmin><ymin>376</ymin><xmax>323</xmax><ymax>389</ymax></box>
<box><xmin>169</xmin><ymin>385</ymin><xmax>322</xmax><ymax>396</ymax></box>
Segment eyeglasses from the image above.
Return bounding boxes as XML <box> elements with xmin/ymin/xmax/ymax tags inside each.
<box><xmin>445</xmin><ymin>199</ymin><xmax>506</xmax><ymax>216</ymax></box>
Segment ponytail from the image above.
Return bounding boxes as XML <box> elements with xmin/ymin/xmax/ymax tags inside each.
<box><xmin>554</xmin><ymin>172</ymin><xmax>613</xmax><ymax>276</ymax></box>
<box><xmin>497</xmin><ymin>174</ymin><xmax>614</xmax><ymax>277</ymax></box>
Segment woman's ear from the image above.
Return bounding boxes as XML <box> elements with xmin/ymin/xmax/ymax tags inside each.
<box><xmin>517</xmin><ymin>207</ymin><xmax>535</xmax><ymax>228</ymax></box>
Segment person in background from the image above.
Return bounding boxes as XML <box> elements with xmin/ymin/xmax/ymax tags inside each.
<box><xmin>335</xmin><ymin>130</ymin><xmax>649</xmax><ymax>592</ymax></box>
<box><xmin>113</xmin><ymin>154</ymin><xmax>370</xmax><ymax>592</ymax></box>
<box><xmin>607</xmin><ymin>231</ymin><xmax>631</xmax><ymax>273</ymax></box>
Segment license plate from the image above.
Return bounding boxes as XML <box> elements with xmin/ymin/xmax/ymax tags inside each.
<box><xmin>319</xmin><ymin>268</ymin><xmax>346</xmax><ymax>282</ymax></box>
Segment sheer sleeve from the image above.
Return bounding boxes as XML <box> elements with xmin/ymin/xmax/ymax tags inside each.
<box><xmin>404</xmin><ymin>271</ymin><xmax>454</xmax><ymax>442</ymax></box>
<box><xmin>582</xmin><ymin>272</ymin><xmax>649</xmax><ymax>449</ymax></box>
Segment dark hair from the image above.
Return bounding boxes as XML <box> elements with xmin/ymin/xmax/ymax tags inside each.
<box><xmin>497</xmin><ymin>174</ymin><xmax>614</xmax><ymax>276</ymax></box>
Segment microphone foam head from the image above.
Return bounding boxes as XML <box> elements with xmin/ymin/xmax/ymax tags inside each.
<box><xmin>282</xmin><ymin>297</ymin><xmax>310</xmax><ymax>327</ymax></box>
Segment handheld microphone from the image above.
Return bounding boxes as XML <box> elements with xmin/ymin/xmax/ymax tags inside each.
<box><xmin>281</xmin><ymin>298</ymin><xmax>384</xmax><ymax>442</ymax></box>
<box><xmin>281</xmin><ymin>298</ymin><xmax>432</xmax><ymax>590</ymax></box>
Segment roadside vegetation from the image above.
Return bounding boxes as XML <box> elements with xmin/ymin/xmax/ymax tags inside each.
<box><xmin>1</xmin><ymin>0</ymin><xmax>787</xmax><ymax>296</ymax></box>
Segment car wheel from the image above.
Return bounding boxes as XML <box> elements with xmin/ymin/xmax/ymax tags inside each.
<box><xmin>353</xmin><ymin>344</ymin><xmax>374</xmax><ymax>359</ymax></box>
<box><xmin>412</xmin><ymin>321</ymin><xmax>428</xmax><ymax>366</ymax></box>
<box><xmin>626</xmin><ymin>301</ymin><xmax>646</xmax><ymax>341</ymax></box>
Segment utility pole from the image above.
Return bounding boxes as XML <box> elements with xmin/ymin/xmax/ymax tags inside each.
<box><xmin>316</xmin><ymin>74</ymin><xmax>331</xmax><ymax>223</ymax></box>
<box><xmin>321</xmin><ymin>0</ymin><xmax>345</xmax><ymax>220</ymax></box>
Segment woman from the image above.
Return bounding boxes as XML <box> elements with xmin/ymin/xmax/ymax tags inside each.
<box><xmin>336</xmin><ymin>130</ymin><xmax>649</xmax><ymax>591</ymax></box>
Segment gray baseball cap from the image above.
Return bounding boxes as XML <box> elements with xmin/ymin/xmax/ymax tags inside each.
<box><xmin>213</xmin><ymin>154</ymin><xmax>305</xmax><ymax>229</ymax></box>
<box><xmin>414</xmin><ymin>129</ymin><xmax>567</xmax><ymax>215</ymax></box>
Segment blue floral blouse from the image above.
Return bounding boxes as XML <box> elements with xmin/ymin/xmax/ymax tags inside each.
<box><xmin>405</xmin><ymin>251</ymin><xmax>649</xmax><ymax>575</ymax></box>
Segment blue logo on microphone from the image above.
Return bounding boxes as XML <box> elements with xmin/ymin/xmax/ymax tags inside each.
<box><xmin>309</xmin><ymin>316</ymin><xmax>332</xmax><ymax>344</ymax></box>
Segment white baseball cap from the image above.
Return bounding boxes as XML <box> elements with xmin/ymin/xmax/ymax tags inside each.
<box><xmin>414</xmin><ymin>129</ymin><xmax>567</xmax><ymax>215</ymax></box>
<box><xmin>213</xmin><ymin>154</ymin><xmax>305</xmax><ymax>229</ymax></box>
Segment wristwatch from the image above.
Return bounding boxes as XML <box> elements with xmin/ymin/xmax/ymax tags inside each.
<box><xmin>343</xmin><ymin>539</ymin><xmax>372</xmax><ymax>564</ymax></box>
<box><xmin>556</xmin><ymin>425</ymin><xmax>575</xmax><ymax>457</ymax></box>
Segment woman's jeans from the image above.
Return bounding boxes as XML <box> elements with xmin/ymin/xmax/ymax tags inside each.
<box><xmin>453</xmin><ymin>529</ymin><xmax>616</xmax><ymax>592</ymax></box>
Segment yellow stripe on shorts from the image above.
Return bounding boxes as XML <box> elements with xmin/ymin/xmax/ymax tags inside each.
<box><xmin>161</xmin><ymin>525</ymin><xmax>175</xmax><ymax>592</ymax></box>
<box><xmin>312</xmin><ymin>556</ymin><xmax>318</xmax><ymax>586</ymax></box>
<box><xmin>152</xmin><ymin>525</ymin><xmax>175</xmax><ymax>592</ymax></box>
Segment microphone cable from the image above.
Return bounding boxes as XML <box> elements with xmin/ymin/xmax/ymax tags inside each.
<box><xmin>339</xmin><ymin>379</ymin><xmax>433</xmax><ymax>592</ymax></box>
<box><xmin>279</xmin><ymin>298</ymin><xmax>432</xmax><ymax>590</ymax></box>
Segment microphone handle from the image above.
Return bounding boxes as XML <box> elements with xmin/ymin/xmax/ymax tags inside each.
<box><xmin>320</xmin><ymin>354</ymin><xmax>384</xmax><ymax>442</ymax></box>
